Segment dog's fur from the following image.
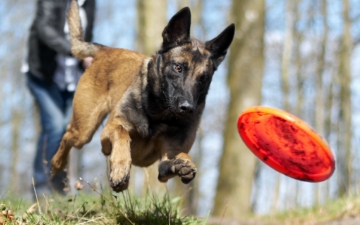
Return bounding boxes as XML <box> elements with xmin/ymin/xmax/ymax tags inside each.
<box><xmin>51</xmin><ymin>0</ymin><xmax>235</xmax><ymax>192</ymax></box>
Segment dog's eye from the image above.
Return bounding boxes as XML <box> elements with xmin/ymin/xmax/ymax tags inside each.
<box><xmin>173</xmin><ymin>64</ymin><xmax>183</xmax><ymax>74</ymax></box>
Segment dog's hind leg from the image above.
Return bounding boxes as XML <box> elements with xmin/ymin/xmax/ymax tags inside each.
<box><xmin>51</xmin><ymin>79</ymin><xmax>109</xmax><ymax>176</ymax></box>
<box><xmin>100</xmin><ymin>115</ymin><xmax>132</xmax><ymax>192</ymax></box>
<box><xmin>50</xmin><ymin>126</ymin><xmax>76</xmax><ymax>176</ymax></box>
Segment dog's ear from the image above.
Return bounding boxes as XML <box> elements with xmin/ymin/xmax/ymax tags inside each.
<box><xmin>205</xmin><ymin>24</ymin><xmax>235</xmax><ymax>69</ymax></box>
<box><xmin>161</xmin><ymin>7</ymin><xmax>191</xmax><ymax>50</ymax></box>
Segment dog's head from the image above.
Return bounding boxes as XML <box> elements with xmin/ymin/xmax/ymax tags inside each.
<box><xmin>149</xmin><ymin>7</ymin><xmax>234</xmax><ymax>120</ymax></box>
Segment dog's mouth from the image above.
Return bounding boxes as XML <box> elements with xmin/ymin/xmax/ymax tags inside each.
<box><xmin>167</xmin><ymin>95</ymin><xmax>192</xmax><ymax>110</ymax></box>
<box><xmin>167</xmin><ymin>100</ymin><xmax>195</xmax><ymax>119</ymax></box>
<box><xmin>162</xmin><ymin>92</ymin><xmax>195</xmax><ymax>118</ymax></box>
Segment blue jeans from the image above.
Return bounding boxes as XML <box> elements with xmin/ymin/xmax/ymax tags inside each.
<box><xmin>26</xmin><ymin>72</ymin><xmax>74</xmax><ymax>195</ymax></box>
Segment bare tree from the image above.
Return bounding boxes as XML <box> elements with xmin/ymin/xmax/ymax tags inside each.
<box><xmin>293</xmin><ymin>0</ymin><xmax>304</xmax><ymax>207</ymax></box>
<box><xmin>213</xmin><ymin>0</ymin><xmax>265</xmax><ymax>218</ymax></box>
<box><xmin>136</xmin><ymin>0</ymin><xmax>168</xmax><ymax>194</ymax></box>
<box><xmin>337</xmin><ymin>0</ymin><xmax>353</xmax><ymax>197</ymax></box>
<box><xmin>271</xmin><ymin>0</ymin><xmax>298</xmax><ymax>210</ymax></box>
<box><xmin>0</xmin><ymin>0</ymin><xmax>35</xmax><ymax>194</ymax></box>
<box><xmin>137</xmin><ymin>0</ymin><xmax>167</xmax><ymax>55</ymax></box>
<box><xmin>163</xmin><ymin>1</ymin><xmax>205</xmax><ymax>215</ymax></box>
<box><xmin>313</xmin><ymin>0</ymin><xmax>329</xmax><ymax>205</ymax></box>
<box><xmin>281</xmin><ymin>0</ymin><xmax>296</xmax><ymax>113</ymax></box>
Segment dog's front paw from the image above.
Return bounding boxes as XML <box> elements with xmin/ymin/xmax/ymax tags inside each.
<box><xmin>50</xmin><ymin>156</ymin><xmax>67</xmax><ymax>176</ymax></box>
<box><xmin>158</xmin><ymin>158</ymin><xmax>197</xmax><ymax>184</ymax></box>
<box><xmin>174</xmin><ymin>158</ymin><xmax>197</xmax><ymax>184</ymax></box>
<box><xmin>109</xmin><ymin>162</ymin><xmax>131</xmax><ymax>192</ymax></box>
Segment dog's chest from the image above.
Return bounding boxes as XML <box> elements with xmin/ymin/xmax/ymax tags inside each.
<box><xmin>129</xmin><ymin>132</ymin><xmax>161</xmax><ymax>167</ymax></box>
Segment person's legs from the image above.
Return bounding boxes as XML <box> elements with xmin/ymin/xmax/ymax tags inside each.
<box><xmin>26</xmin><ymin>73</ymin><xmax>68</xmax><ymax>196</ymax></box>
<box><xmin>62</xmin><ymin>90</ymin><xmax>74</xmax><ymax>127</ymax></box>
<box><xmin>51</xmin><ymin>89</ymin><xmax>75</xmax><ymax>191</ymax></box>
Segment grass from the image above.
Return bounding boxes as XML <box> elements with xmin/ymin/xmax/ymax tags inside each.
<box><xmin>0</xmin><ymin>183</ymin><xmax>205</xmax><ymax>225</ymax></box>
<box><xmin>6</xmin><ymin>183</ymin><xmax>360</xmax><ymax>225</ymax></box>
<box><xmin>257</xmin><ymin>194</ymin><xmax>360</xmax><ymax>224</ymax></box>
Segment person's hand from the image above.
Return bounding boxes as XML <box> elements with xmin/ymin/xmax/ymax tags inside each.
<box><xmin>83</xmin><ymin>57</ymin><xmax>93</xmax><ymax>68</ymax></box>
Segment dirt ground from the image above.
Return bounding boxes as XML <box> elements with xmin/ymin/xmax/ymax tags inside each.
<box><xmin>317</xmin><ymin>216</ymin><xmax>360</xmax><ymax>225</ymax></box>
<box><xmin>207</xmin><ymin>216</ymin><xmax>360</xmax><ymax>225</ymax></box>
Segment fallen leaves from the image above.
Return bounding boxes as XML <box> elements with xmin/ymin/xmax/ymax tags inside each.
<box><xmin>0</xmin><ymin>209</ymin><xmax>15</xmax><ymax>224</ymax></box>
<box><xmin>74</xmin><ymin>179</ymin><xmax>84</xmax><ymax>190</ymax></box>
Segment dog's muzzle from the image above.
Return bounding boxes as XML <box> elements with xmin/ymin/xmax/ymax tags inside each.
<box><xmin>178</xmin><ymin>100</ymin><xmax>194</xmax><ymax>113</ymax></box>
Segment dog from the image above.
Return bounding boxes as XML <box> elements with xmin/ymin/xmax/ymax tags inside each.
<box><xmin>51</xmin><ymin>0</ymin><xmax>235</xmax><ymax>192</ymax></box>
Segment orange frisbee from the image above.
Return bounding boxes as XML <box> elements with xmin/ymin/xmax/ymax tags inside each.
<box><xmin>237</xmin><ymin>106</ymin><xmax>335</xmax><ymax>182</ymax></box>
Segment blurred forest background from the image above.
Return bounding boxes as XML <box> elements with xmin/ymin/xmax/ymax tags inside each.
<box><xmin>1</xmin><ymin>0</ymin><xmax>360</xmax><ymax>220</ymax></box>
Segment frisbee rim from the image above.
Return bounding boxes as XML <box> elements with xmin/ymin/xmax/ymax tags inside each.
<box><xmin>238</xmin><ymin>106</ymin><xmax>335</xmax><ymax>182</ymax></box>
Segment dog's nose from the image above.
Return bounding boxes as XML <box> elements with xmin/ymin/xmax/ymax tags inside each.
<box><xmin>179</xmin><ymin>100</ymin><xmax>194</xmax><ymax>113</ymax></box>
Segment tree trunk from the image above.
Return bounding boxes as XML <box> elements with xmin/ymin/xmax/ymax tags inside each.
<box><xmin>213</xmin><ymin>0</ymin><xmax>265</xmax><ymax>218</ymax></box>
<box><xmin>272</xmin><ymin>0</ymin><xmax>297</xmax><ymax>210</ymax></box>
<box><xmin>172</xmin><ymin>1</ymin><xmax>203</xmax><ymax>215</ymax></box>
<box><xmin>314</xmin><ymin>0</ymin><xmax>328</xmax><ymax>205</ymax></box>
<box><xmin>137</xmin><ymin>0</ymin><xmax>167</xmax><ymax>55</ymax></box>
<box><xmin>9</xmin><ymin>110</ymin><xmax>21</xmax><ymax>192</ymax></box>
<box><xmin>136</xmin><ymin>0</ymin><xmax>167</xmax><ymax>193</ymax></box>
<box><xmin>337</xmin><ymin>0</ymin><xmax>353</xmax><ymax>197</ymax></box>
<box><xmin>293</xmin><ymin>0</ymin><xmax>304</xmax><ymax>207</ymax></box>
<box><xmin>281</xmin><ymin>0</ymin><xmax>296</xmax><ymax>112</ymax></box>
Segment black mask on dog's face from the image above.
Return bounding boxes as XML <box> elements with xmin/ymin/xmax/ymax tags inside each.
<box><xmin>155</xmin><ymin>7</ymin><xmax>235</xmax><ymax>117</ymax></box>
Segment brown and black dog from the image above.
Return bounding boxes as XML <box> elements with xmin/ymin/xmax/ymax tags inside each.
<box><xmin>51</xmin><ymin>0</ymin><xmax>235</xmax><ymax>192</ymax></box>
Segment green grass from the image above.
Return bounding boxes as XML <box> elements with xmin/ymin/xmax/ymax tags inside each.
<box><xmin>257</xmin><ymin>194</ymin><xmax>360</xmax><ymax>224</ymax></box>
<box><xmin>7</xmin><ymin>186</ymin><xmax>360</xmax><ymax>225</ymax></box>
<box><xmin>0</xmin><ymin>189</ymin><xmax>205</xmax><ymax>225</ymax></box>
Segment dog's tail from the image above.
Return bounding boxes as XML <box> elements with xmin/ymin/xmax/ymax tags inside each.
<box><xmin>68</xmin><ymin>0</ymin><xmax>101</xmax><ymax>59</ymax></box>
